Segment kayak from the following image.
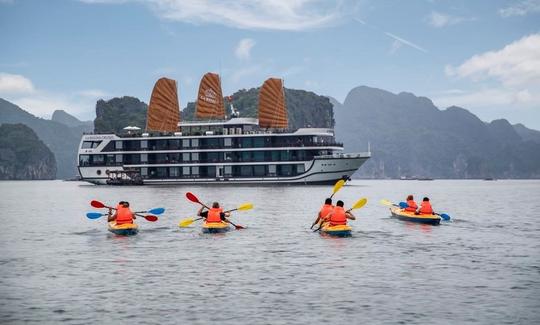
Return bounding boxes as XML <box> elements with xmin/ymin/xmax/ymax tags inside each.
<box><xmin>108</xmin><ymin>222</ymin><xmax>139</xmax><ymax>236</ymax></box>
<box><xmin>320</xmin><ymin>223</ymin><xmax>352</xmax><ymax>237</ymax></box>
<box><xmin>202</xmin><ymin>221</ymin><xmax>230</xmax><ymax>234</ymax></box>
<box><xmin>389</xmin><ymin>207</ymin><xmax>441</xmax><ymax>225</ymax></box>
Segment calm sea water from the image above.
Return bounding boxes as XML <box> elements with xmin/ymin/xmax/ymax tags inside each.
<box><xmin>0</xmin><ymin>180</ymin><xmax>539</xmax><ymax>324</ymax></box>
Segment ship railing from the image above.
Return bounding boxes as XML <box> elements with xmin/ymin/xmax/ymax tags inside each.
<box><xmin>315</xmin><ymin>152</ymin><xmax>371</xmax><ymax>159</ymax></box>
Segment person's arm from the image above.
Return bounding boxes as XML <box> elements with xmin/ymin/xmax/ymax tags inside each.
<box><xmin>311</xmin><ymin>212</ymin><xmax>322</xmax><ymax>228</ymax></box>
<box><xmin>107</xmin><ymin>208</ymin><xmax>115</xmax><ymax>222</ymax></box>
<box><xmin>220</xmin><ymin>212</ymin><xmax>230</xmax><ymax>221</ymax></box>
<box><xmin>197</xmin><ymin>206</ymin><xmax>205</xmax><ymax>217</ymax></box>
<box><xmin>346</xmin><ymin>212</ymin><xmax>356</xmax><ymax>220</ymax></box>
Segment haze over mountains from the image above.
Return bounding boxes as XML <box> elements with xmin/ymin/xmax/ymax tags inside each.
<box><xmin>1</xmin><ymin>85</ymin><xmax>539</xmax><ymax>179</ymax></box>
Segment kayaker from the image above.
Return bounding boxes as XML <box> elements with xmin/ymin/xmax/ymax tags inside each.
<box><xmin>108</xmin><ymin>201</ymin><xmax>136</xmax><ymax>224</ymax></box>
<box><xmin>311</xmin><ymin>198</ymin><xmax>334</xmax><ymax>229</ymax></box>
<box><xmin>416</xmin><ymin>197</ymin><xmax>434</xmax><ymax>215</ymax></box>
<box><xmin>404</xmin><ymin>195</ymin><xmax>418</xmax><ymax>212</ymax></box>
<box><xmin>198</xmin><ymin>202</ymin><xmax>230</xmax><ymax>223</ymax></box>
<box><xmin>324</xmin><ymin>200</ymin><xmax>356</xmax><ymax>226</ymax></box>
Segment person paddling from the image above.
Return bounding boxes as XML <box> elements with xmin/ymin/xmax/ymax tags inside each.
<box><xmin>404</xmin><ymin>195</ymin><xmax>418</xmax><ymax>212</ymax></box>
<box><xmin>108</xmin><ymin>201</ymin><xmax>136</xmax><ymax>224</ymax></box>
<box><xmin>198</xmin><ymin>202</ymin><xmax>231</xmax><ymax>223</ymax></box>
<box><xmin>416</xmin><ymin>197</ymin><xmax>434</xmax><ymax>215</ymax></box>
<box><xmin>324</xmin><ymin>200</ymin><xmax>356</xmax><ymax>226</ymax></box>
<box><xmin>311</xmin><ymin>198</ymin><xmax>334</xmax><ymax>229</ymax></box>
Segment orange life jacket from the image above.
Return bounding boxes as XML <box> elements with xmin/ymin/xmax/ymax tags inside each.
<box><xmin>405</xmin><ymin>200</ymin><xmax>418</xmax><ymax>212</ymax></box>
<box><xmin>419</xmin><ymin>201</ymin><xmax>433</xmax><ymax>214</ymax></box>
<box><xmin>116</xmin><ymin>207</ymin><xmax>134</xmax><ymax>225</ymax></box>
<box><xmin>206</xmin><ymin>207</ymin><xmax>223</xmax><ymax>223</ymax></box>
<box><xmin>319</xmin><ymin>204</ymin><xmax>334</xmax><ymax>220</ymax></box>
<box><xmin>329</xmin><ymin>206</ymin><xmax>347</xmax><ymax>226</ymax></box>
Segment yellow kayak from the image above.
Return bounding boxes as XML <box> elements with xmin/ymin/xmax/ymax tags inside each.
<box><xmin>202</xmin><ymin>221</ymin><xmax>230</xmax><ymax>234</ymax></box>
<box><xmin>108</xmin><ymin>222</ymin><xmax>139</xmax><ymax>236</ymax></box>
<box><xmin>320</xmin><ymin>223</ymin><xmax>352</xmax><ymax>237</ymax></box>
<box><xmin>389</xmin><ymin>207</ymin><xmax>441</xmax><ymax>225</ymax></box>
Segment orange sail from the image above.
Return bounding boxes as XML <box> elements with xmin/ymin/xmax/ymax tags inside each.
<box><xmin>196</xmin><ymin>72</ymin><xmax>225</xmax><ymax>119</ymax></box>
<box><xmin>146</xmin><ymin>78</ymin><xmax>180</xmax><ymax>132</ymax></box>
<box><xmin>258</xmin><ymin>78</ymin><xmax>288</xmax><ymax>128</ymax></box>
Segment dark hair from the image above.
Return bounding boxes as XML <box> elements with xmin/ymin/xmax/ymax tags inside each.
<box><xmin>325</xmin><ymin>198</ymin><xmax>332</xmax><ymax>205</ymax></box>
<box><xmin>212</xmin><ymin>202</ymin><xmax>220</xmax><ymax>208</ymax></box>
<box><xmin>336</xmin><ymin>200</ymin><xmax>344</xmax><ymax>207</ymax></box>
<box><xmin>407</xmin><ymin>195</ymin><xmax>413</xmax><ymax>201</ymax></box>
<box><xmin>123</xmin><ymin>201</ymin><xmax>130</xmax><ymax>207</ymax></box>
<box><xmin>423</xmin><ymin>197</ymin><xmax>429</xmax><ymax>202</ymax></box>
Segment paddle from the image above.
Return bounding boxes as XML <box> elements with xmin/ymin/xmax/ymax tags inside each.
<box><xmin>314</xmin><ymin>197</ymin><xmax>368</xmax><ymax>232</ymax></box>
<box><xmin>329</xmin><ymin>179</ymin><xmax>345</xmax><ymax>199</ymax></box>
<box><xmin>89</xmin><ymin>200</ymin><xmax>159</xmax><ymax>222</ymax></box>
<box><xmin>185</xmin><ymin>192</ymin><xmax>210</xmax><ymax>209</ymax></box>
<box><xmin>379</xmin><ymin>199</ymin><xmax>407</xmax><ymax>208</ymax></box>
<box><xmin>178</xmin><ymin>203</ymin><xmax>253</xmax><ymax>228</ymax></box>
<box><xmin>435</xmin><ymin>212</ymin><xmax>451</xmax><ymax>221</ymax></box>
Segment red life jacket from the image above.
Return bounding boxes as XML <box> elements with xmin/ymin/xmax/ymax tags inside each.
<box><xmin>329</xmin><ymin>206</ymin><xmax>347</xmax><ymax>226</ymax></box>
<box><xmin>207</xmin><ymin>207</ymin><xmax>223</xmax><ymax>223</ymax></box>
<box><xmin>405</xmin><ymin>200</ymin><xmax>418</xmax><ymax>212</ymax></box>
<box><xmin>319</xmin><ymin>204</ymin><xmax>334</xmax><ymax>220</ymax></box>
<box><xmin>116</xmin><ymin>207</ymin><xmax>134</xmax><ymax>225</ymax></box>
<box><xmin>419</xmin><ymin>201</ymin><xmax>433</xmax><ymax>214</ymax></box>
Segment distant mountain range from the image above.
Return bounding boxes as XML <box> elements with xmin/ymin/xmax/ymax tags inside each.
<box><xmin>1</xmin><ymin>85</ymin><xmax>539</xmax><ymax>179</ymax></box>
<box><xmin>0</xmin><ymin>98</ymin><xmax>92</xmax><ymax>179</ymax></box>
<box><xmin>333</xmin><ymin>86</ymin><xmax>540</xmax><ymax>179</ymax></box>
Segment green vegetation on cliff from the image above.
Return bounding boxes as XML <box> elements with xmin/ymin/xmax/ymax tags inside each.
<box><xmin>0</xmin><ymin>123</ymin><xmax>56</xmax><ymax>180</ymax></box>
<box><xmin>94</xmin><ymin>96</ymin><xmax>147</xmax><ymax>133</ymax></box>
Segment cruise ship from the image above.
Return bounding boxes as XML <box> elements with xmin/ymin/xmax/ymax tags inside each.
<box><xmin>77</xmin><ymin>74</ymin><xmax>370</xmax><ymax>185</ymax></box>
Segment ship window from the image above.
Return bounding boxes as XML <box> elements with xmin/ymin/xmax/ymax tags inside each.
<box><xmin>205</xmin><ymin>138</ymin><xmax>219</xmax><ymax>148</ymax></box>
<box><xmin>280</xmin><ymin>151</ymin><xmax>290</xmax><ymax>161</ymax></box>
<box><xmin>192</xmin><ymin>139</ymin><xmax>199</xmax><ymax>147</ymax></box>
<box><xmin>156</xmin><ymin>167</ymin><xmax>167</xmax><ymax>178</ymax></box>
<box><xmin>296</xmin><ymin>164</ymin><xmax>305</xmax><ymax>173</ymax></box>
<box><xmin>253</xmin><ymin>165</ymin><xmax>265</xmax><ymax>176</ymax></box>
<box><xmin>169</xmin><ymin>167</ymin><xmax>180</xmax><ymax>178</ymax></box>
<box><xmin>156</xmin><ymin>140</ymin><xmax>167</xmax><ymax>150</ymax></box>
<box><xmin>206</xmin><ymin>166</ymin><xmax>216</xmax><ymax>177</ymax></box>
<box><xmin>268</xmin><ymin>165</ymin><xmax>276</xmax><ymax>175</ymax></box>
<box><xmin>82</xmin><ymin>141</ymin><xmax>102</xmax><ymax>149</ymax></box>
<box><xmin>115</xmin><ymin>141</ymin><xmax>123</xmax><ymax>150</ymax></box>
<box><xmin>279</xmin><ymin>165</ymin><xmax>292</xmax><ymax>176</ymax></box>
<box><xmin>224</xmin><ymin>152</ymin><xmax>233</xmax><ymax>161</ymax></box>
<box><xmin>253</xmin><ymin>151</ymin><xmax>264</xmax><ymax>162</ymax></box>
<box><xmin>192</xmin><ymin>166</ymin><xmax>199</xmax><ymax>175</ymax></box>
<box><xmin>79</xmin><ymin>155</ymin><xmax>90</xmax><ymax>166</ymax></box>
<box><xmin>141</xmin><ymin>140</ymin><xmax>148</xmax><ymax>149</ymax></box>
<box><xmin>92</xmin><ymin>155</ymin><xmax>105</xmax><ymax>164</ymax></box>
<box><xmin>253</xmin><ymin>137</ymin><xmax>264</xmax><ymax>148</ymax></box>
<box><xmin>240</xmin><ymin>166</ymin><xmax>252</xmax><ymax>176</ymax></box>
<box><xmin>241</xmin><ymin>151</ymin><xmax>251</xmax><ymax>161</ymax></box>
<box><xmin>182</xmin><ymin>153</ymin><xmax>190</xmax><ymax>161</ymax></box>
<box><xmin>183</xmin><ymin>167</ymin><xmax>190</xmax><ymax>175</ymax></box>
<box><xmin>241</xmin><ymin>137</ymin><xmax>252</xmax><ymax>147</ymax></box>
<box><xmin>169</xmin><ymin>153</ymin><xmax>180</xmax><ymax>163</ymax></box>
<box><xmin>192</xmin><ymin>152</ymin><xmax>199</xmax><ymax>161</ymax></box>
<box><xmin>207</xmin><ymin>152</ymin><xmax>220</xmax><ymax>162</ymax></box>
<box><xmin>271</xmin><ymin>151</ymin><xmax>279</xmax><ymax>161</ymax></box>
<box><xmin>224</xmin><ymin>138</ymin><xmax>232</xmax><ymax>147</ymax></box>
<box><xmin>182</xmin><ymin>139</ymin><xmax>190</xmax><ymax>148</ymax></box>
<box><xmin>141</xmin><ymin>168</ymin><xmax>148</xmax><ymax>176</ymax></box>
<box><xmin>224</xmin><ymin>165</ymin><xmax>232</xmax><ymax>176</ymax></box>
<box><xmin>106</xmin><ymin>154</ymin><xmax>115</xmax><ymax>165</ymax></box>
<box><xmin>141</xmin><ymin>153</ymin><xmax>148</xmax><ymax>163</ymax></box>
<box><xmin>169</xmin><ymin>139</ymin><xmax>180</xmax><ymax>150</ymax></box>
<box><xmin>116</xmin><ymin>154</ymin><xmax>123</xmax><ymax>163</ymax></box>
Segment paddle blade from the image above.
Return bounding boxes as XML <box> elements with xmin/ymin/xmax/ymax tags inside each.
<box><xmin>144</xmin><ymin>215</ymin><xmax>158</xmax><ymax>222</ymax></box>
<box><xmin>90</xmin><ymin>200</ymin><xmax>105</xmax><ymax>208</ymax></box>
<box><xmin>186</xmin><ymin>192</ymin><xmax>200</xmax><ymax>204</ymax></box>
<box><xmin>380</xmin><ymin>199</ymin><xmax>393</xmax><ymax>206</ymax></box>
<box><xmin>331</xmin><ymin>179</ymin><xmax>345</xmax><ymax>195</ymax></box>
<box><xmin>351</xmin><ymin>198</ymin><xmax>368</xmax><ymax>210</ymax></box>
<box><xmin>440</xmin><ymin>213</ymin><xmax>451</xmax><ymax>221</ymax></box>
<box><xmin>234</xmin><ymin>224</ymin><xmax>245</xmax><ymax>230</ymax></box>
<box><xmin>86</xmin><ymin>212</ymin><xmax>104</xmax><ymax>219</ymax></box>
<box><xmin>178</xmin><ymin>217</ymin><xmax>195</xmax><ymax>228</ymax></box>
<box><xmin>399</xmin><ymin>202</ymin><xmax>408</xmax><ymax>209</ymax></box>
<box><xmin>237</xmin><ymin>203</ymin><xmax>253</xmax><ymax>211</ymax></box>
<box><xmin>148</xmin><ymin>208</ymin><xmax>165</xmax><ymax>215</ymax></box>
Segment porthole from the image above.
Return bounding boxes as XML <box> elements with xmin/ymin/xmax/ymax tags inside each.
<box><xmin>97</xmin><ymin>170</ymin><xmax>102</xmax><ymax>175</ymax></box>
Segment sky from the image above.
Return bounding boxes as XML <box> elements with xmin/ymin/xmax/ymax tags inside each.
<box><xmin>1</xmin><ymin>0</ymin><xmax>540</xmax><ymax>129</ymax></box>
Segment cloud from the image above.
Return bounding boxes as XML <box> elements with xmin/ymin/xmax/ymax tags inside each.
<box><xmin>0</xmin><ymin>72</ymin><xmax>106</xmax><ymax>119</ymax></box>
<box><xmin>81</xmin><ymin>0</ymin><xmax>344</xmax><ymax>31</ymax></box>
<box><xmin>433</xmin><ymin>88</ymin><xmax>537</xmax><ymax>109</ymax></box>
<box><xmin>388</xmin><ymin>39</ymin><xmax>403</xmax><ymax>55</ymax></box>
<box><xmin>0</xmin><ymin>73</ymin><xmax>35</xmax><ymax>94</ymax></box>
<box><xmin>445</xmin><ymin>33</ymin><xmax>540</xmax><ymax>87</ymax></box>
<box><xmin>499</xmin><ymin>0</ymin><xmax>540</xmax><ymax>17</ymax></box>
<box><xmin>384</xmin><ymin>32</ymin><xmax>427</xmax><ymax>53</ymax></box>
<box><xmin>427</xmin><ymin>11</ymin><xmax>473</xmax><ymax>28</ymax></box>
<box><xmin>235</xmin><ymin>38</ymin><xmax>255</xmax><ymax>60</ymax></box>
